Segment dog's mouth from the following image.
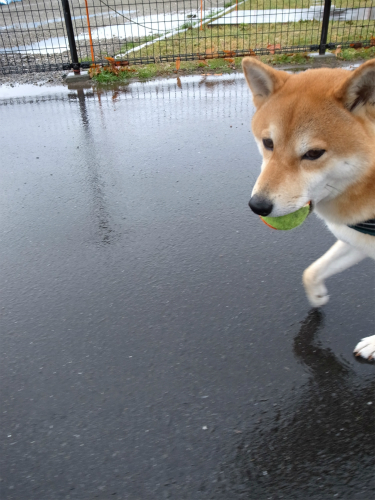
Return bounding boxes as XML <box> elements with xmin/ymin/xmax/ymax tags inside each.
<box><xmin>308</xmin><ymin>201</ymin><xmax>314</xmax><ymax>215</ymax></box>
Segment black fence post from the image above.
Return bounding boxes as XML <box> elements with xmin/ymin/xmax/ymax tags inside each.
<box><xmin>319</xmin><ymin>0</ymin><xmax>332</xmax><ymax>55</ymax></box>
<box><xmin>61</xmin><ymin>0</ymin><xmax>80</xmax><ymax>73</ymax></box>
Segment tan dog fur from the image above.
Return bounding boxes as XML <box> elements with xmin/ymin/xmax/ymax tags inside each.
<box><xmin>242</xmin><ymin>57</ymin><xmax>375</xmax><ymax>360</ymax></box>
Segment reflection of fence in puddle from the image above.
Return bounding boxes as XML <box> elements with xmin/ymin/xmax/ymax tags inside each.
<box><xmin>0</xmin><ymin>74</ymin><xmax>252</xmax><ymax>246</ymax></box>
<box><xmin>0</xmin><ymin>74</ymin><xmax>252</xmax><ymax>123</ymax></box>
<box><xmin>78</xmin><ymin>75</ymin><xmax>252</xmax><ymax>123</ymax></box>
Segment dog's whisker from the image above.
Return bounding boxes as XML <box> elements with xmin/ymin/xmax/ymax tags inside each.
<box><xmin>325</xmin><ymin>184</ymin><xmax>341</xmax><ymax>194</ymax></box>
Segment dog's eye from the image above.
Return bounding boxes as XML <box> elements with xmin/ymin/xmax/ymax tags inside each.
<box><xmin>262</xmin><ymin>138</ymin><xmax>274</xmax><ymax>151</ymax></box>
<box><xmin>302</xmin><ymin>149</ymin><xmax>325</xmax><ymax>160</ymax></box>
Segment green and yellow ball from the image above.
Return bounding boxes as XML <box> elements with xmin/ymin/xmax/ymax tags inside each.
<box><xmin>260</xmin><ymin>203</ymin><xmax>310</xmax><ymax>230</ymax></box>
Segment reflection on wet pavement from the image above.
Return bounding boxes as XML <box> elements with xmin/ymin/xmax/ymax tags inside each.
<box><xmin>221</xmin><ymin>310</ymin><xmax>374</xmax><ymax>499</ymax></box>
<box><xmin>0</xmin><ymin>75</ymin><xmax>373</xmax><ymax>500</ymax></box>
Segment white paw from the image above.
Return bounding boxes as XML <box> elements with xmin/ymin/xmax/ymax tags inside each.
<box><xmin>302</xmin><ymin>268</ymin><xmax>330</xmax><ymax>308</ymax></box>
<box><xmin>354</xmin><ymin>336</ymin><xmax>375</xmax><ymax>361</ymax></box>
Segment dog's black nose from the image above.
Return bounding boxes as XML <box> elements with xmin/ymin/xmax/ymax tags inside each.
<box><xmin>248</xmin><ymin>195</ymin><xmax>273</xmax><ymax>216</ymax></box>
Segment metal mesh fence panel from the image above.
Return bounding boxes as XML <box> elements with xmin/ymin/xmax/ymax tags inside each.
<box><xmin>0</xmin><ymin>0</ymin><xmax>374</xmax><ymax>74</ymax></box>
<box><xmin>69</xmin><ymin>0</ymin><xmax>326</xmax><ymax>64</ymax></box>
<box><xmin>327</xmin><ymin>0</ymin><xmax>375</xmax><ymax>48</ymax></box>
<box><xmin>0</xmin><ymin>0</ymin><xmax>71</xmax><ymax>73</ymax></box>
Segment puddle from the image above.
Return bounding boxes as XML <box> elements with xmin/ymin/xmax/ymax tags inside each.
<box><xmin>0</xmin><ymin>36</ymin><xmax>70</xmax><ymax>55</ymax></box>
<box><xmin>0</xmin><ymin>9</ymin><xmax>218</xmax><ymax>54</ymax></box>
<box><xmin>0</xmin><ymin>64</ymin><xmax>360</xmax><ymax>101</ymax></box>
<box><xmin>209</xmin><ymin>6</ymin><xmax>375</xmax><ymax>25</ymax></box>
<box><xmin>0</xmin><ymin>83</ymin><xmax>70</xmax><ymax>100</ymax></box>
<box><xmin>87</xmin><ymin>10</ymin><xmax>222</xmax><ymax>40</ymax></box>
<box><xmin>0</xmin><ymin>10</ymin><xmax>135</xmax><ymax>32</ymax></box>
<box><xmin>0</xmin><ymin>73</ymin><xmax>243</xmax><ymax>100</ymax></box>
<box><xmin>2</xmin><ymin>4</ymin><xmax>373</xmax><ymax>56</ymax></box>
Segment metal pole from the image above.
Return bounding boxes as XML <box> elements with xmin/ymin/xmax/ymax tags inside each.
<box><xmin>319</xmin><ymin>0</ymin><xmax>332</xmax><ymax>55</ymax></box>
<box><xmin>61</xmin><ymin>0</ymin><xmax>80</xmax><ymax>73</ymax></box>
<box><xmin>84</xmin><ymin>0</ymin><xmax>95</xmax><ymax>61</ymax></box>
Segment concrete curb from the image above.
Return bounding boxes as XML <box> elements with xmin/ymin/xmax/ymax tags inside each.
<box><xmin>308</xmin><ymin>52</ymin><xmax>336</xmax><ymax>58</ymax></box>
<box><xmin>65</xmin><ymin>71</ymin><xmax>90</xmax><ymax>84</ymax></box>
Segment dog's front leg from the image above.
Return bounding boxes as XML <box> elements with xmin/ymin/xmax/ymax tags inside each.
<box><xmin>303</xmin><ymin>240</ymin><xmax>375</xmax><ymax>361</ymax></box>
<box><xmin>302</xmin><ymin>240</ymin><xmax>366</xmax><ymax>308</ymax></box>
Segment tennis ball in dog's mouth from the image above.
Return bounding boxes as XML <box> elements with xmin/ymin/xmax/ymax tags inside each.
<box><xmin>260</xmin><ymin>203</ymin><xmax>310</xmax><ymax>230</ymax></box>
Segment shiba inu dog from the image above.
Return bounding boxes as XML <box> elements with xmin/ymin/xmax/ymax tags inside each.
<box><xmin>242</xmin><ymin>57</ymin><xmax>375</xmax><ymax>361</ymax></box>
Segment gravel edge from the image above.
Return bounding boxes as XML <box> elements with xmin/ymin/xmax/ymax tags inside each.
<box><xmin>0</xmin><ymin>70</ymin><xmax>68</xmax><ymax>88</ymax></box>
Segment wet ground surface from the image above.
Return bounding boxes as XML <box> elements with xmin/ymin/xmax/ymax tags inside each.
<box><xmin>0</xmin><ymin>74</ymin><xmax>374</xmax><ymax>500</ymax></box>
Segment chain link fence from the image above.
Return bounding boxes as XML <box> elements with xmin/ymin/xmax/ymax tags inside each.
<box><xmin>1</xmin><ymin>0</ymin><xmax>374</xmax><ymax>74</ymax></box>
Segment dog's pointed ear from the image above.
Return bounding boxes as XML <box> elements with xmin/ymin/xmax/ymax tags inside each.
<box><xmin>242</xmin><ymin>57</ymin><xmax>289</xmax><ymax>108</ymax></box>
<box><xmin>335</xmin><ymin>59</ymin><xmax>375</xmax><ymax>112</ymax></box>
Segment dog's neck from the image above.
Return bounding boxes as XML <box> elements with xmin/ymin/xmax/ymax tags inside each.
<box><xmin>315</xmin><ymin>162</ymin><xmax>375</xmax><ymax>225</ymax></box>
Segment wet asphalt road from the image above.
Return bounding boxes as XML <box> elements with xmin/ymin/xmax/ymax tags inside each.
<box><xmin>0</xmin><ymin>76</ymin><xmax>374</xmax><ymax>500</ymax></box>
